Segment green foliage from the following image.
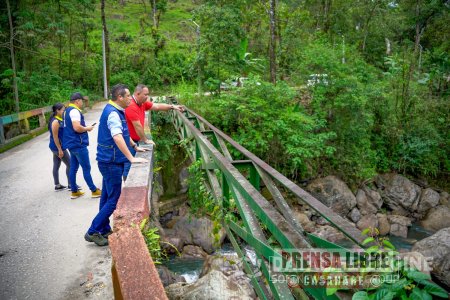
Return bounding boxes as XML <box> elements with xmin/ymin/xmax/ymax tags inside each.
<box><xmin>194</xmin><ymin>1</ymin><xmax>245</xmax><ymax>83</ymax></box>
<box><xmin>189</xmin><ymin>75</ymin><xmax>335</xmax><ymax>180</ymax></box>
<box><xmin>186</xmin><ymin>159</ymin><xmax>225</xmax><ymax>245</ymax></box>
<box><xmin>140</xmin><ymin>219</ymin><xmax>166</xmax><ymax>264</ymax></box>
<box><xmin>295</xmin><ymin>40</ymin><xmax>379</xmax><ymax>181</ymax></box>
<box><xmin>345</xmin><ymin>227</ymin><xmax>448</xmax><ymax>300</ymax></box>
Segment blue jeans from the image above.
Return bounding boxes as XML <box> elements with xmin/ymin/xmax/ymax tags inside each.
<box><xmin>88</xmin><ymin>162</ymin><xmax>124</xmax><ymax>235</ymax></box>
<box><xmin>69</xmin><ymin>147</ymin><xmax>97</xmax><ymax>192</ymax></box>
<box><xmin>122</xmin><ymin>145</ymin><xmax>136</xmax><ymax>179</ymax></box>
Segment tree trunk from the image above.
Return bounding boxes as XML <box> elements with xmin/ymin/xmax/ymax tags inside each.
<box><xmin>69</xmin><ymin>16</ymin><xmax>72</xmax><ymax>80</ymax></box>
<box><xmin>269</xmin><ymin>0</ymin><xmax>277</xmax><ymax>84</ymax></box>
<box><xmin>362</xmin><ymin>1</ymin><xmax>379</xmax><ymax>53</ymax></box>
<box><xmin>58</xmin><ymin>0</ymin><xmax>62</xmax><ymax>77</ymax></box>
<box><xmin>6</xmin><ymin>0</ymin><xmax>19</xmax><ymax>113</ymax></box>
<box><xmin>152</xmin><ymin>0</ymin><xmax>157</xmax><ymax>28</ymax></box>
<box><xmin>101</xmin><ymin>0</ymin><xmax>110</xmax><ymax>95</ymax></box>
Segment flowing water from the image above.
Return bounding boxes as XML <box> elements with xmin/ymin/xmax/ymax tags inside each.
<box><xmin>163</xmin><ymin>224</ymin><xmax>434</xmax><ymax>284</ymax></box>
<box><xmin>162</xmin><ymin>243</ymin><xmax>256</xmax><ymax>284</ymax></box>
<box><xmin>389</xmin><ymin>222</ymin><xmax>434</xmax><ymax>251</ymax></box>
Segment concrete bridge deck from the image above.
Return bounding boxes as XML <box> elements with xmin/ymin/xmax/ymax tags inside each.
<box><xmin>0</xmin><ymin>102</ymin><xmax>113</xmax><ymax>300</ymax></box>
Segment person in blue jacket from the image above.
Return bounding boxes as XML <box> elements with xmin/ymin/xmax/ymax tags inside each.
<box><xmin>84</xmin><ymin>84</ymin><xmax>147</xmax><ymax>246</ymax></box>
<box><xmin>63</xmin><ymin>92</ymin><xmax>101</xmax><ymax>199</ymax></box>
<box><xmin>48</xmin><ymin>103</ymin><xmax>71</xmax><ymax>191</ymax></box>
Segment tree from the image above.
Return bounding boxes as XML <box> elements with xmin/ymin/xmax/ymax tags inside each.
<box><xmin>101</xmin><ymin>0</ymin><xmax>110</xmax><ymax>97</ymax></box>
<box><xmin>6</xmin><ymin>0</ymin><xmax>19</xmax><ymax>113</ymax></box>
<box><xmin>268</xmin><ymin>0</ymin><xmax>277</xmax><ymax>83</ymax></box>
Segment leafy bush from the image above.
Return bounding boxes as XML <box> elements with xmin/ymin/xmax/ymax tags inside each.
<box><xmin>189</xmin><ymin>75</ymin><xmax>335</xmax><ymax>180</ymax></box>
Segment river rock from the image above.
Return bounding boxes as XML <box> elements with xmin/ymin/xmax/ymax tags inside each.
<box><xmin>356</xmin><ymin>214</ymin><xmax>378</xmax><ymax>231</ymax></box>
<box><xmin>173</xmin><ymin>214</ymin><xmax>226</xmax><ymax>254</ymax></box>
<box><xmin>420</xmin><ymin>205</ymin><xmax>450</xmax><ymax>232</ymax></box>
<box><xmin>439</xmin><ymin>192</ymin><xmax>450</xmax><ymax>209</ymax></box>
<box><xmin>165</xmin><ymin>270</ymin><xmax>256</xmax><ymax>300</ymax></box>
<box><xmin>292</xmin><ymin>210</ymin><xmax>315</xmax><ymax>233</ymax></box>
<box><xmin>376</xmin><ymin>213</ymin><xmax>390</xmax><ymax>236</ymax></box>
<box><xmin>162</xmin><ymin>228</ymin><xmax>185</xmax><ymax>254</ymax></box>
<box><xmin>312</xmin><ymin>225</ymin><xmax>345</xmax><ymax>243</ymax></box>
<box><xmin>364</xmin><ymin>187</ymin><xmax>383</xmax><ymax>209</ymax></box>
<box><xmin>348</xmin><ymin>207</ymin><xmax>361</xmax><ymax>223</ymax></box>
<box><xmin>417</xmin><ymin>188</ymin><xmax>440</xmax><ymax>213</ymax></box>
<box><xmin>398</xmin><ymin>252</ymin><xmax>432</xmax><ymax>277</ymax></box>
<box><xmin>157</xmin><ymin>265</ymin><xmax>186</xmax><ymax>287</ymax></box>
<box><xmin>376</xmin><ymin>174</ymin><xmax>421</xmax><ymax>213</ymax></box>
<box><xmin>356</xmin><ymin>189</ymin><xmax>378</xmax><ymax>215</ymax></box>
<box><xmin>178</xmin><ymin>167</ymin><xmax>189</xmax><ymax>194</ymax></box>
<box><xmin>200</xmin><ymin>253</ymin><xmax>242</xmax><ymax>277</ymax></box>
<box><xmin>181</xmin><ymin>245</ymin><xmax>208</xmax><ymax>259</ymax></box>
<box><xmin>388</xmin><ymin>215</ymin><xmax>412</xmax><ymax>238</ymax></box>
<box><xmin>306</xmin><ymin>175</ymin><xmax>356</xmax><ymax>217</ymax></box>
<box><xmin>412</xmin><ymin>228</ymin><xmax>450</xmax><ymax>288</ymax></box>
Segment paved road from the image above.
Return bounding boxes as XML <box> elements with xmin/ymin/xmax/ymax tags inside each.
<box><xmin>0</xmin><ymin>102</ymin><xmax>113</xmax><ymax>300</ymax></box>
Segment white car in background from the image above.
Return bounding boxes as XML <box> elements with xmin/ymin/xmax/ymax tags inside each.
<box><xmin>307</xmin><ymin>74</ymin><xmax>329</xmax><ymax>87</ymax></box>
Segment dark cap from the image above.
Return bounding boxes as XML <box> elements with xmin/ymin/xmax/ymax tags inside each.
<box><xmin>70</xmin><ymin>92</ymin><xmax>84</xmax><ymax>101</ymax></box>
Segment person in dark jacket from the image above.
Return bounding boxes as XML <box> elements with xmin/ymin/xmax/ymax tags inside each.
<box><xmin>63</xmin><ymin>92</ymin><xmax>101</xmax><ymax>199</ymax></box>
<box><xmin>84</xmin><ymin>84</ymin><xmax>147</xmax><ymax>246</ymax></box>
<box><xmin>48</xmin><ymin>103</ymin><xmax>70</xmax><ymax>191</ymax></box>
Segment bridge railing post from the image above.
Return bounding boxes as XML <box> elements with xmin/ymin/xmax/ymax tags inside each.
<box><xmin>0</xmin><ymin>118</ymin><xmax>5</xmax><ymax>145</ymax></box>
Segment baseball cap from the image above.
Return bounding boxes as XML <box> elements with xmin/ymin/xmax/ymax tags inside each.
<box><xmin>70</xmin><ymin>92</ymin><xmax>84</xmax><ymax>101</ymax></box>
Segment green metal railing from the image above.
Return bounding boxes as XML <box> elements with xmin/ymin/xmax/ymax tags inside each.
<box><xmin>169</xmin><ymin>98</ymin><xmax>366</xmax><ymax>299</ymax></box>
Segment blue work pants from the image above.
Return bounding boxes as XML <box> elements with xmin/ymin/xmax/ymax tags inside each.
<box><xmin>69</xmin><ymin>147</ymin><xmax>97</xmax><ymax>192</ymax></box>
<box><xmin>122</xmin><ymin>145</ymin><xmax>137</xmax><ymax>179</ymax></box>
<box><xmin>88</xmin><ymin>162</ymin><xmax>124</xmax><ymax>235</ymax></box>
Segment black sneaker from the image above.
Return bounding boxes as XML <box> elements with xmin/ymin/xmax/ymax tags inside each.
<box><xmin>55</xmin><ymin>184</ymin><xmax>67</xmax><ymax>191</ymax></box>
<box><xmin>84</xmin><ymin>232</ymin><xmax>108</xmax><ymax>246</ymax></box>
<box><xmin>68</xmin><ymin>185</ymin><xmax>83</xmax><ymax>191</ymax></box>
<box><xmin>102</xmin><ymin>230</ymin><xmax>113</xmax><ymax>238</ymax></box>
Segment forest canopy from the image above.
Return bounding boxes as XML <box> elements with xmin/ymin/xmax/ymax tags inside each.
<box><xmin>0</xmin><ymin>0</ymin><xmax>448</xmax><ymax>185</ymax></box>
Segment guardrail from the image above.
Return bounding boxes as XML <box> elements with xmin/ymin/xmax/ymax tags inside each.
<box><xmin>169</xmin><ymin>98</ymin><xmax>366</xmax><ymax>300</ymax></box>
<box><xmin>109</xmin><ymin>143</ymin><xmax>168</xmax><ymax>300</ymax></box>
<box><xmin>0</xmin><ymin>106</ymin><xmax>52</xmax><ymax>144</ymax></box>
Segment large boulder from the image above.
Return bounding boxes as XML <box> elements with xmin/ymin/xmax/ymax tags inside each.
<box><xmin>356</xmin><ymin>189</ymin><xmax>378</xmax><ymax>215</ymax></box>
<box><xmin>172</xmin><ymin>215</ymin><xmax>226</xmax><ymax>254</ymax></box>
<box><xmin>157</xmin><ymin>265</ymin><xmax>186</xmax><ymax>287</ymax></box>
<box><xmin>356</xmin><ymin>214</ymin><xmax>378</xmax><ymax>231</ymax></box>
<box><xmin>416</xmin><ymin>188</ymin><xmax>440</xmax><ymax>213</ymax></box>
<box><xmin>165</xmin><ymin>270</ymin><xmax>256</xmax><ymax>300</ymax></box>
<box><xmin>376</xmin><ymin>213</ymin><xmax>390</xmax><ymax>236</ymax></box>
<box><xmin>181</xmin><ymin>245</ymin><xmax>208</xmax><ymax>259</ymax></box>
<box><xmin>420</xmin><ymin>206</ymin><xmax>450</xmax><ymax>232</ymax></box>
<box><xmin>312</xmin><ymin>225</ymin><xmax>345</xmax><ymax>243</ymax></box>
<box><xmin>440</xmin><ymin>192</ymin><xmax>450</xmax><ymax>209</ymax></box>
<box><xmin>412</xmin><ymin>228</ymin><xmax>450</xmax><ymax>288</ymax></box>
<box><xmin>388</xmin><ymin>215</ymin><xmax>412</xmax><ymax>238</ymax></box>
<box><xmin>162</xmin><ymin>228</ymin><xmax>185</xmax><ymax>254</ymax></box>
<box><xmin>200</xmin><ymin>253</ymin><xmax>242</xmax><ymax>277</ymax></box>
<box><xmin>376</xmin><ymin>174</ymin><xmax>421</xmax><ymax>213</ymax></box>
<box><xmin>306</xmin><ymin>176</ymin><xmax>356</xmax><ymax>217</ymax></box>
<box><xmin>292</xmin><ymin>210</ymin><xmax>316</xmax><ymax>233</ymax></box>
<box><xmin>348</xmin><ymin>207</ymin><xmax>361</xmax><ymax>223</ymax></box>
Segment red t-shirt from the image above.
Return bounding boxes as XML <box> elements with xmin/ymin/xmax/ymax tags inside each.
<box><xmin>125</xmin><ymin>96</ymin><xmax>153</xmax><ymax>141</ymax></box>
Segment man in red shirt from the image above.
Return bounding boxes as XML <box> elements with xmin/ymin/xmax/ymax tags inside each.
<box><xmin>123</xmin><ymin>84</ymin><xmax>183</xmax><ymax>180</ymax></box>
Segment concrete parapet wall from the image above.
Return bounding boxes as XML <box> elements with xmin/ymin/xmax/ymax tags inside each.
<box><xmin>110</xmin><ymin>145</ymin><xmax>167</xmax><ymax>300</ymax></box>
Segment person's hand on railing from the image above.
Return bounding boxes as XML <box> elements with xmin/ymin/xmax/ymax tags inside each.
<box><xmin>135</xmin><ymin>145</ymin><xmax>150</xmax><ymax>152</ymax></box>
<box><xmin>131</xmin><ymin>157</ymin><xmax>148</xmax><ymax>163</ymax></box>
<box><xmin>171</xmin><ymin>104</ymin><xmax>185</xmax><ymax>112</ymax></box>
<box><xmin>143</xmin><ymin>139</ymin><xmax>156</xmax><ymax>146</ymax></box>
